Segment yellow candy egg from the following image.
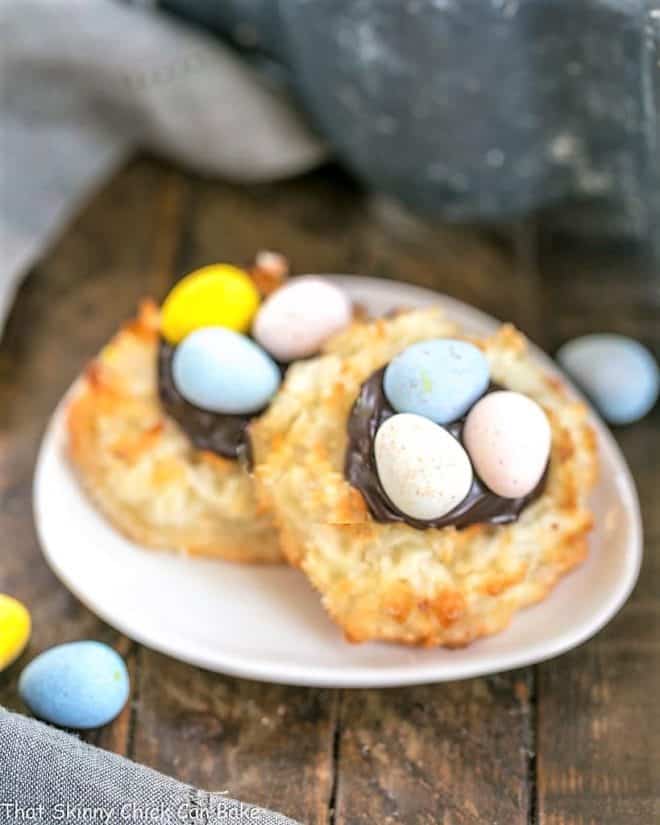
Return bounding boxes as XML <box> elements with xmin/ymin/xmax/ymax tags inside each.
<box><xmin>161</xmin><ymin>264</ymin><xmax>260</xmax><ymax>344</ymax></box>
<box><xmin>0</xmin><ymin>594</ymin><xmax>31</xmax><ymax>671</ymax></box>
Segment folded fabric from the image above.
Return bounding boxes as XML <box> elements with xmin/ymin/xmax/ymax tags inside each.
<box><xmin>1</xmin><ymin>0</ymin><xmax>657</xmax><ymax>336</ymax></box>
<box><xmin>165</xmin><ymin>0</ymin><xmax>658</xmax><ymax>240</ymax></box>
<box><xmin>0</xmin><ymin>0</ymin><xmax>325</xmax><ymax>332</ymax></box>
<box><xmin>0</xmin><ymin>707</ymin><xmax>301</xmax><ymax>824</ymax></box>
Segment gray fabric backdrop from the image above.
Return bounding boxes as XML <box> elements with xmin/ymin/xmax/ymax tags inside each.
<box><xmin>1</xmin><ymin>0</ymin><xmax>658</xmax><ymax>335</ymax></box>
<box><xmin>0</xmin><ymin>0</ymin><xmax>325</xmax><ymax>333</ymax></box>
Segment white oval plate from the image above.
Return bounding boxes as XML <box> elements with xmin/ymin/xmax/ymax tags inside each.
<box><xmin>34</xmin><ymin>277</ymin><xmax>642</xmax><ymax>687</ymax></box>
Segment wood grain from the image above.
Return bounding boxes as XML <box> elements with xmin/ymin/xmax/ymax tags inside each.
<box><xmin>132</xmin><ymin>651</ymin><xmax>338</xmax><ymax>825</ymax></box>
<box><xmin>174</xmin><ymin>166</ymin><xmax>364</xmax><ymax>278</ymax></box>
<box><xmin>535</xmin><ymin>232</ymin><xmax>660</xmax><ymax>825</ymax></box>
<box><xmin>1</xmin><ymin>155</ymin><xmax>658</xmax><ymax>824</ymax></box>
<box><xmin>334</xmin><ymin>674</ymin><xmax>534</xmax><ymax>825</ymax></box>
<box><xmin>0</xmin><ymin>158</ymin><xmax>186</xmax><ymax>753</ymax></box>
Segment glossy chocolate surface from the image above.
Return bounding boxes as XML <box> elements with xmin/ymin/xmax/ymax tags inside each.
<box><xmin>344</xmin><ymin>367</ymin><xmax>547</xmax><ymax>529</ymax></box>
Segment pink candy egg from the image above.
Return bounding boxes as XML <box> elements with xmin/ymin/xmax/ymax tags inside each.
<box><xmin>463</xmin><ymin>391</ymin><xmax>551</xmax><ymax>498</ymax></box>
<box><xmin>253</xmin><ymin>277</ymin><xmax>352</xmax><ymax>362</ymax></box>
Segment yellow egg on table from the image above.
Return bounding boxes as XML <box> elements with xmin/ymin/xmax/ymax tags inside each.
<box><xmin>161</xmin><ymin>264</ymin><xmax>260</xmax><ymax>344</ymax></box>
<box><xmin>0</xmin><ymin>594</ymin><xmax>31</xmax><ymax>671</ymax></box>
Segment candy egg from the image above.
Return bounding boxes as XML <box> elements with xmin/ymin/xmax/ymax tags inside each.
<box><xmin>384</xmin><ymin>339</ymin><xmax>490</xmax><ymax>424</ymax></box>
<box><xmin>463</xmin><ymin>391</ymin><xmax>551</xmax><ymax>498</ymax></box>
<box><xmin>161</xmin><ymin>263</ymin><xmax>260</xmax><ymax>344</ymax></box>
<box><xmin>374</xmin><ymin>413</ymin><xmax>473</xmax><ymax>521</ymax></box>
<box><xmin>557</xmin><ymin>334</ymin><xmax>659</xmax><ymax>425</ymax></box>
<box><xmin>173</xmin><ymin>327</ymin><xmax>280</xmax><ymax>414</ymax></box>
<box><xmin>18</xmin><ymin>641</ymin><xmax>129</xmax><ymax>729</ymax></box>
<box><xmin>0</xmin><ymin>594</ymin><xmax>31</xmax><ymax>671</ymax></box>
<box><xmin>252</xmin><ymin>276</ymin><xmax>352</xmax><ymax>362</ymax></box>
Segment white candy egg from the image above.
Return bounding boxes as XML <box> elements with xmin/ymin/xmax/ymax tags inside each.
<box><xmin>463</xmin><ymin>391</ymin><xmax>551</xmax><ymax>499</ymax></box>
<box><xmin>252</xmin><ymin>276</ymin><xmax>352</xmax><ymax>362</ymax></box>
<box><xmin>374</xmin><ymin>413</ymin><xmax>473</xmax><ymax>521</ymax></box>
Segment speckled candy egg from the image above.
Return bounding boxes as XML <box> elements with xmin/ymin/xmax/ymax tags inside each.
<box><xmin>252</xmin><ymin>276</ymin><xmax>352</xmax><ymax>362</ymax></box>
<box><xmin>173</xmin><ymin>327</ymin><xmax>280</xmax><ymax>414</ymax></box>
<box><xmin>374</xmin><ymin>413</ymin><xmax>473</xmax><ymax>520</ymax></box>
<box><xmin>557</xmin><ymin>334</ymin><xmax>659</xmax><ymax>425</ymax></box>
<box><xmin>160</xmin><ymin>263</ymin><xmax>260</xmax><ymax>344</ymax></box>
<box><xmin>463</xmin><ymin>391</ymin><xmax>551</xmax><ymax>499</ymax></box>
<box><xmin>18</xmin><ymin>641</ymin><xmax>130</xmax><ymax>729</ymax></box>
<box><xmin>0</xmin><ymin>594</ymin><xmax>31</xmax><ymax>671</ymax></box>
<box><xmin>383</xmin><ymin>338</ymin><xmax>490</xmax><ymax>424</ymax></box>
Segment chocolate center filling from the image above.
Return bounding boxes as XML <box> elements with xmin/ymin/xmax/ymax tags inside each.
<box><xmin>157</xmin><ymin>339</ymin><xmax>257</xmax><ymax>466</ymax></box>
<box><xmin>344</xmin><ymin>367</ymin><xmax>548</xmax><ymax>529</ymax></box>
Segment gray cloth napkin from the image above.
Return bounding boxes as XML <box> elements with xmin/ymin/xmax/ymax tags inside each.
<box><xmin>0</xmin><ymin>707</ymin><xmax>301</xmax><ymax>824</ymax></box>
<box><xmin>0</xmin><ymin>0</ymin><xmax>325</xmax><ymax>333</ymax></box>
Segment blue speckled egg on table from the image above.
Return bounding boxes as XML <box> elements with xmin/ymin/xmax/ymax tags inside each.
<box><xmin>18</xmin><ymin>641</ymin><xmax>129</xmax><ymax>729</ymax></box>
<box><xmin>173</xmin><ymin>326</ymin><xmax>281</xmax><ymax>414</ymax></box>
<box><xmin>383</xmin><ymin>339</ymin><xmax>490</xmax><ymax>424</ymax></box>
<box><xmin>557</xmin><ymin>334</ymin><xmax>659</xmax><ymax>425</ymax></box>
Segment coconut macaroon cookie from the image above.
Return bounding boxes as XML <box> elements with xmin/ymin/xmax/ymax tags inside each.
<box><xmin>67</xmin><ymin>255</ymin><xmax>352</xmax><ymax>563</ymax></box>
<box><xmin>252</xmin><ymin>309</ymin><xmax>598</xmax><ymax>645</ymax></box>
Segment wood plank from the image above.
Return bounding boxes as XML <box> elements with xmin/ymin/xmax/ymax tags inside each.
<box><xmin>536</xmin><ymin>596</ymin><xmax>660</xmax><ymax>825</ymax></box>
<box><xmin>535</xmin><ymin>233</ymin><xmax>660</xmax><ymax>825</ymax></box>
<box><xmin>0</xmin><ymin>157</ymin><xmax>187</xmax><ymax>756</ymax></box>
<box><xmin>174</xmin><ymin>166</ymin><xmax>365</xmax><ymax>277</ymax></box>
<box><xmin>334</xmin><ymin>673</ymin><xmax>534</xmax><ymax>825</ymax></box>
<box><xmin>131</xmin><ymin>650</ymin><xmax>338</xmax><ymax>824</ymax></box>
<box><xmin>358</xmin><ymin>209</ymin><xmax>553</xmax><ymax>362</ymax></box>
<box><xmin>536</xmin><ymin>233</ymin><xmax>660</xmax><ymax>349</ymax></box>
<box><xmin>7</xmin><ymin>153</ymin><xmax>656</xmax><ymax>825</ymax></box>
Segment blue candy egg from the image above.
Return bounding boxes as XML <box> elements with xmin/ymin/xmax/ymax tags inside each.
<box><xmin>173</xmin><ymin>327</ymin><xmax>281</xmax><ymax>414</ymax></box>
<box><xmin>557</xmin><ymin>334</ymin><xmax>659</xmax><ymax>425</ymax></box>
<box><xmin>383</xmin><ymin>339</ymin><xmax>490</xmax><ymax>424</ymax></box>
<box><xmin>18</xmin><ymin>641</ymin><xmax>129</xmax><ymax>729</ymax></box>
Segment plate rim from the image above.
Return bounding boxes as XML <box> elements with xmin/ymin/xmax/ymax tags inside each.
<box><xmin>32</xmin><ymin>275</ymin><xmax>643</xmax><ymax>687</ymax></box>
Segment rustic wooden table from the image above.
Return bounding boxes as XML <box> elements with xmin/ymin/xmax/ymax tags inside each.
<box><xmin>1</xmin><ymin>157</ymin><xmax>658</xmax><ymax>825</ymax></box>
